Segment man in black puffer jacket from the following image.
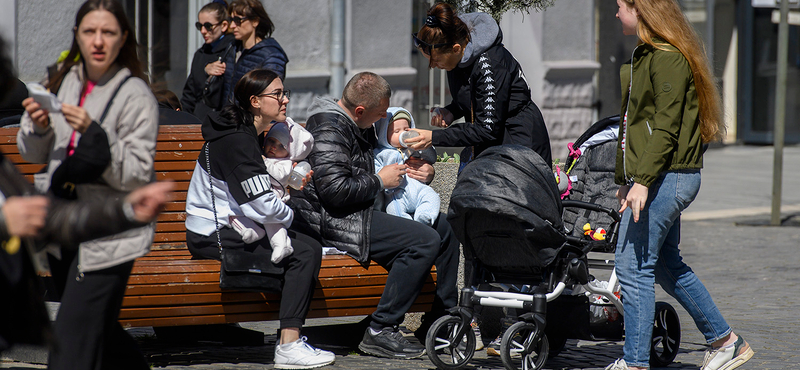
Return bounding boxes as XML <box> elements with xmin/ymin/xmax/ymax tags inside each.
<box><xmin>291</xmin><ymin>72</ymin><xmax>459</xmax><ymax>360</ymax></box>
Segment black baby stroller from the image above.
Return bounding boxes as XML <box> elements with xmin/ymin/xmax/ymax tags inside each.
<box><xmin>423</xmin><ymin>144</ymin><xmax>681</xmax><ymax>370</ymax></box>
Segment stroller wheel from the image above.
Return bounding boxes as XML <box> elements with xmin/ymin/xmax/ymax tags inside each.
<box><xmin>650</xmin><ymin>301</ymin><xmax>681</xmax><ymax>367</ymax></box>
<box><xmin>425</xmin><ymin>315</ymin><xmax>475</xmax><ymax>370</ymax></box>
<box><xmin>500</xmin><ymin>321</ymin><xmax>549</xmax><ymax>370</ymax></box>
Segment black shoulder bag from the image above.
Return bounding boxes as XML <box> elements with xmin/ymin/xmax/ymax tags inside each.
<box><xmin>49</xmin><ymin>75</ymin><xmax>132</xmax><ymax>199</ymax></box>
<box><xmin>205</xmin><ymin>142</ymin><xmax>283</xmax><ymax>293</ymax></box>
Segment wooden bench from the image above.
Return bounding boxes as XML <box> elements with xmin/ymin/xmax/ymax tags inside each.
<box><xmin>1</xmin><ymin>125</ymin><xmax>436</xmax><ymax>329</ymax></box>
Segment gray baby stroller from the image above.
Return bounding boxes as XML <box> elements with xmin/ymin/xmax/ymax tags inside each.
<box><xmin>423</xmin><ymin>144</ymin><xmax>681</xmax><ymax>370</ymax></box>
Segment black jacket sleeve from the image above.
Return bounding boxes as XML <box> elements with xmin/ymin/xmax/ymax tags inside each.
<box><xmin>0</xmin><ymin>153</ymin><xmax>143</xmax><ymax>247</ymax></box>
<box><xmin>306</xmin><ymin>115</ymin><xmax>382</xmax><ymax>215</ymax></box>
<box><xmin>180</xmin><ymin>51</ymin><xmax>203</xmax><ymax>114</ymax></box>
<box><xmin>433</xmin><ymin>53</ymin><xmax>507</xmax><ymax>147</ymax></box>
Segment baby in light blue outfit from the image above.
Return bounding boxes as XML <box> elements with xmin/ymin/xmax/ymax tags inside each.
<box><xmin>373</xmin><ymin>107</ymin><xmax>440</xmax><ymax>226</ymax></box>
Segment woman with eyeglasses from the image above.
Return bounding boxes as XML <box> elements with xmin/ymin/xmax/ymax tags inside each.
<box><xmin>406</xmin><ymin>2</ymin><xmax>552</xmax><ymax>167</ymax></box>
<box><xmin>221</xmin><ymin>0</ymin><xmax>289</xmax><ymax>105</ymax></box>
<box><xmin>184</xmin><ymin>69</ymin><xmax>334</xmax><ymax>369</ymax></box>
<box><xmin>181</xmin><ymin>0</ymin><xmax>234</xmax><ymax>122</ymax></box>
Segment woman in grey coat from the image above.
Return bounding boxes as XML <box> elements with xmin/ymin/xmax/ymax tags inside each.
<box><xmin>18</xmin><ymin>1</ymin><xmax>158</xmax><ymax>368</ymax></box>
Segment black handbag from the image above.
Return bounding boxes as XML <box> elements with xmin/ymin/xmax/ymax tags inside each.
<box><xmin>205</xmin><ymin>142</ymin><xmax>283</xmax><ymax>293</ymax></box>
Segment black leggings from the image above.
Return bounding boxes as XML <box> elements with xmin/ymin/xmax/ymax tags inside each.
<box><xmin>187</xmin><ymin>223</ymin><xmax>322</xmax><ymax>329</ymax></box>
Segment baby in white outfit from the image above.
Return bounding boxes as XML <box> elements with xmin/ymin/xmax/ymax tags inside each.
<box><xmin>228</xmin><ymin>118</ymin><xmax>313</xmax><ymax>263</ymax></box>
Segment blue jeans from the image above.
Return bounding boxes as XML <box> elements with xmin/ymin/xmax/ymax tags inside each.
<box><xmin>615</xmin><ymin>170</ymin><xmax>731</xmax><ymax>367</ymax></box>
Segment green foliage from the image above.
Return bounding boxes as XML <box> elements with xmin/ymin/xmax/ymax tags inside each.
<box><xmin>437</xmin><ymin>152</ymin><xmax>461</xmax><ymax>163</ymax></box>
<box><xmin>442</xmin><ymin>0</ymin><xmax>555</xmax><ymax>22</ymax></box>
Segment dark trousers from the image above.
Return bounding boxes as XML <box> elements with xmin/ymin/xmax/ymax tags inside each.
<box><xmin>368</xmin><ymin>212</ymin><xmax>459</xmax><ymax>329</ymax></box>
<box><xmin>47</xmin><ymin>252</ymin><xmax>149</xmax><ymax>370</ymax></box>
<box><xmin>187</xmin><ymin>223</ymin><xmax>322</xmax><ymax>329</ymax></box>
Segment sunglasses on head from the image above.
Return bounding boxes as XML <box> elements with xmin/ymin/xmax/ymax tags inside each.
<box><xmin>229</xmin><ymin>16</ymin><xmax>252</xmax><ymax>26</ymax></box>
<box><xmin>412</xmin><ymin>33</ymin><xmax>450</xmax><ymax>55</ymax></box>
<box><xmin>195</xmin><ymin>21</ymin><xmax>220</xmax><ymax>32</ymax></box>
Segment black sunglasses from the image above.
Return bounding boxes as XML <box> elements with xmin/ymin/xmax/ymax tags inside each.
<box><xmin>195</xmin><ymin>21</ymin><xmax>220</xmax><ymax>32</ymax></box>
<box><xmin>412</xmin><ymin>33</ymin><xmax>450</xmax><ymax>55</ymax></box>
<box><xmin>228</xmin><ymin>16</ymin><xmax>252</xmax><ymax>26</ymax></box>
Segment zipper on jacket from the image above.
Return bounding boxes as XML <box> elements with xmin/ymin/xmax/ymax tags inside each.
<box><xmin>646</xmin><ymin>121</ymin><xmax>653</xmax><ymax>135</ymax></box>
<box><xmin>622</xmin><ymin>45</ymin><xmax>639</xmax><ymax>185</ymax></box>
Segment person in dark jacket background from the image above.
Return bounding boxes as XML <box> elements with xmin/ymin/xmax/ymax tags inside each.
<box><xmin>220</xmin><ymin>0</ymin><xmax>289</xmax><ymax>104</ymax></box>
<box><xmin>181</xmin><ymin>0</ymin><xmax>234</xmax><ymax>122</ymax></box>
<box><xmin>290</xmin><ymin>72</ymin><xmax>459</xmax><ymax>360</ymax></box>
<box><xmin>407</xmin><ymin>2</ymin><xmax>552</xmax><ymax>167</ymax></box>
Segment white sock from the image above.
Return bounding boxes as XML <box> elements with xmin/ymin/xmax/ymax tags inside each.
<box><xmin>271</xmin><ymin>244</ymin><xmax>293</xmax><ymax>264</ymax></box>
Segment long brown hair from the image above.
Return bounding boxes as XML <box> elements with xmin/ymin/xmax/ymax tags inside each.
<box><xmin>625</xmin><ymin>0</ymin><xmax>724</xmax><ymax>143</ymax></box>
<box><xmin>415</xmin><ymin>2</ymin><xmax>471</xmax><ymax>54</ymax></box>
<box><xmin>47</xmin><ymin>0</ymin><xmax>146</xmax><ymax>93</ymax></box>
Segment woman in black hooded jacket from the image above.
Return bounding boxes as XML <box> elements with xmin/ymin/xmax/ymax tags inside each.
<box><xmin>408</xmin><ymin>2</ymin><xmax>552</xmax><ymax>166</ymax></box>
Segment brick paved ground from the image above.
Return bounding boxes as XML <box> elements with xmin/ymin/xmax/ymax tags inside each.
<box><xmin>3</xmin><ymin>146</ymin><xmax>798</xmax><ymax>370</ymax></box>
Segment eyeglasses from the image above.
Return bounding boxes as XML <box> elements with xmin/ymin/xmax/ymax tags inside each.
<box><xmin>195</xmin><ymin>21</ymin><xmax>220</xmax><ymax>32</ymax></box>
<box><xmin>412</xmin><ymin>33</ymin><xmax>450</xmax><ymax>56</ymax></box>
<box><xmin>228</xmin><ymin>16</ymin><xmax>252</xmax><ymax>26</ymax></box>
<box><xmin>257</xmin><ymin>89</ymin><xmax>291</xmax><ymax>101</ymax></box>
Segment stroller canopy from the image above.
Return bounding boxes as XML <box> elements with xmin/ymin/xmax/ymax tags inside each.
<box><xmin>448</xmin><ymin>145</ymin><xmax>566</xmax><ymax>269</ymax></box>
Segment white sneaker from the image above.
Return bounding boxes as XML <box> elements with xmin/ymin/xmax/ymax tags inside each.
<box><xmin>605</xmin><ymin>359</ymin><xmax>630</xmax><ymax>370</ymax></box>
<box><xmin>701</xmin><ymin>336</ymin><xmax>754</xmax><ymax>370</ymax></box>
<box><xmin>274</xmin><ymin>336</ymin><xmax>335</xmax><ymax>369</ymax></box>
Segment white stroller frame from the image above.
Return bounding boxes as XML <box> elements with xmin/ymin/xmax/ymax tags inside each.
<box><xmin>471</xmin><ymin>268</ymin><xmax>622</xmax><ymax>313</ymax></box>
<box><xmin>424</xmin><ymin>199</ymin><xmax>681</xmax><ymax>370</ymax></box>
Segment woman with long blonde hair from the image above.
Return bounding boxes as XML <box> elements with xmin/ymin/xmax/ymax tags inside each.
<box><xmin>607</xmin><ymin>1</ymin><xmax>752</xmax><ymax>370</ymax></box>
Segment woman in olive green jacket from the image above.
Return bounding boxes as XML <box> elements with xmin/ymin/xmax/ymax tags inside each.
<box><xmin>607</xmin><ymin>1</ymin><xmax>753</xmax><ymax>370</ymax></box>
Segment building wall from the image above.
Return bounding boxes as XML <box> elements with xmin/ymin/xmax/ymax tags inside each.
<box><xmin>269</xmin><ymin>0</ymin><xmax>415</xmax><ymax>121</ymax></box>
<box><xmin>16</xmin><ymin>0</ymin><xmax>85</xmax><ymax>82</ymax></box>
<box><xmin>502</xmin><ymin>0</ymin><xmax>598</xmax><ymax>163</ymax></box>
<box><xmin>0</xmin><ymin>0</ymin><xmax>16</xmax><ymax>66</ymax></box>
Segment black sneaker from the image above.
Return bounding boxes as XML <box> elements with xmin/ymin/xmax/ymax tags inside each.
<box><xmin>358</xmin><ymin>326</ymin><xmax>426</xmax><ymax>359</ymax></box>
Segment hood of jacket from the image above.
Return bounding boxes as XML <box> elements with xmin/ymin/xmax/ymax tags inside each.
<box><xmin>307</xmin><ymin>96</ymin><xmax>350</xmax><ymax>122</ymax></box>
<box><xmin>373</xmin><ymin>107</ymin><xmax>415</xmax><ymax>150</ymax></box>
<box><xmin>459</xmin><ymin>12</ymin><xmax>502</xmax><ymax>67</ymax></box>
<box><xmin>201</xmin><ymin>110</ymin><xmax>258</xmax><ymax>142</ymax></box>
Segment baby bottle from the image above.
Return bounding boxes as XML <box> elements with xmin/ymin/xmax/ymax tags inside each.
<box><xmin>288</xmin><ymin>161</ymin><xmax>312</xmax><ymax>190</ymax></box>
<box><xmin>398</xmin><ymin>130</ymin><xmax>419</xmax><ymax>148</ymax></box>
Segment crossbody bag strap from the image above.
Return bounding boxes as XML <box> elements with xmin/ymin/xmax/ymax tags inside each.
<box><xmin>93</xmin><ymin>75</ymin><xmax>134</xmax><ymax>125</ymax></box>
<box><xmin>204</xmin><ymin>142</ymin><xmax>223</xmax><ymax>249</ymax></box>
